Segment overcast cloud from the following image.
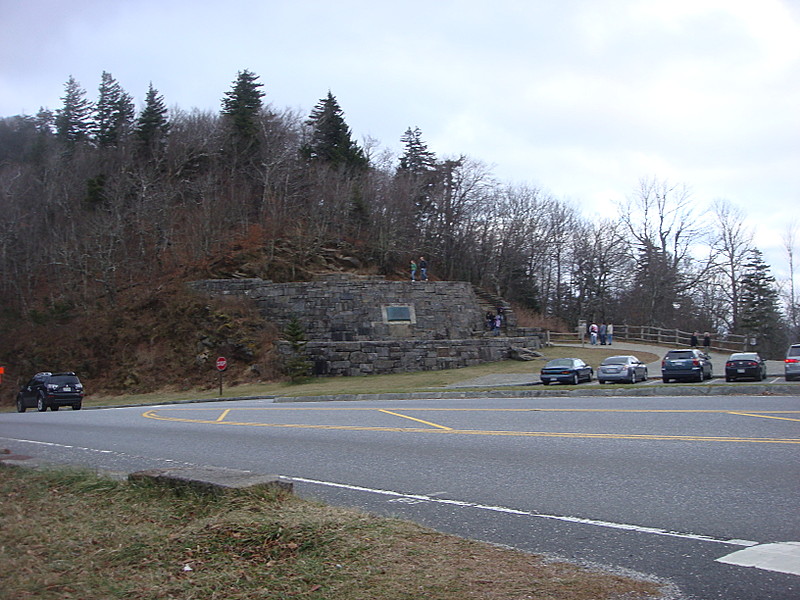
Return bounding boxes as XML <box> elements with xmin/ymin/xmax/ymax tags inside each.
<box><xmin>1</xmin><ymin>0</ymin><xmax>798</xmax><ymax>278</ymax></box>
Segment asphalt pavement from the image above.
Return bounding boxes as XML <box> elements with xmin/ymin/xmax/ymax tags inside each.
<box><xmin>445</xmin><ymin>341</ymin><xmax>788</xmax><ymax>389</ymax></box>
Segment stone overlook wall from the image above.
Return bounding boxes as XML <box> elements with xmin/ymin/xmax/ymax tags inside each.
<box><xmin>189</xmin><ymin>274</ymin><xmax>544</xmax><ymax>376</ymax></box>
<box><xmin>190</xmin><ymin>274</ymin><xmax>486</xmax><ymax>340</ymax></box>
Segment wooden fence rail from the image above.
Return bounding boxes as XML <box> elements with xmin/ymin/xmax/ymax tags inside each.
<box><xmin>547</xmin><ymin>325</ymin><xmax>748</xmax><ymax>353</ymax></box>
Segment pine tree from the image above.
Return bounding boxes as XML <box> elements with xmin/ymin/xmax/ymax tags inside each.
<box><xmin>398</xmin><ymin>126</ymin><xmax>435</xmax><ymax>175</ymax></box>
<box><xmin>54</xmin><ymin>76</ymin><xmax>94</xmax><ymax>146</ymax></box>
<box><xmin>221</xmin><ymin>69</ymin><xmax>264</xmax><ymax>154</ymax></box>
<box><xmin>95</xmin><ymin>71</ymin><xmax>134</xmax><ymax>147</ymax></box>
<box><xmin>135</xmin><ymin>83</ymin><xmax>170</xmax><ymax>154</ymax></box>
<box><xmin>282</xmin><ymin>317</ymin><xmax>312</xmax><ymax>382</ymax></box>
<box><xmin>301</xmin><ymin>91</ymin><xmax>367</xmax><ymax>172</ymax></box>
<box><xmin>397</xmin><ymin>126</ymin><xmax>438</xmax><ymax>221</ymax></box>
<box><xmin>738</xmin><ymin>248</ymin><xmax>786</xmax><ymax>356</ymax></box>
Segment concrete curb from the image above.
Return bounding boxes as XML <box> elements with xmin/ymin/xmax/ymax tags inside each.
<box><xmin>0</xmin><ymin>456</ymin><xmax>294</xmax><ymax>496</ymax></box>
<box><xmin>274</xmin><ymin>382</ymin><xmax>800</xmax><ymax>403</ymax></box>
<box><xmin>128</xmin><ymin>466</ymin><xmax>293</xmax><ymax>495</ymax></box>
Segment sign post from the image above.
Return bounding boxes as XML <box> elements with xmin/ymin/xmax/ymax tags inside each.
<box><xmin>215</xmin><ymin>357</ymin><xmax>227</xmax><ymax>396</ymax></box>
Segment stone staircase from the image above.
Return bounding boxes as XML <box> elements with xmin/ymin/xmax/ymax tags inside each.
<box><xmin>472</xmin><ymin>286</ymin><xmax>517</xmax><ymax>335</ymax></box>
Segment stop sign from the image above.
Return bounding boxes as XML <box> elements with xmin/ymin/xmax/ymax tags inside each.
<box><xmin>215</xmin><ymin>356</ymin><xmax>228</xmax><ymax>371</ymax></box>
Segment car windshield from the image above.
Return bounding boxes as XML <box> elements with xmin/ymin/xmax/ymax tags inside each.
<box><xmin>546</xmin><ymin>359</ymin><xmax>573</xmax><ymax>368</ymax></box>
<box><xmin>49</xmin><ymin>375</ymin><xmax>80</xmax><ymax>385</ymax></box>
<box><xmin>730</xmin><ymin>353</ymin><xmax>757</xmax><ymax>361</ymax></box>
<box><xmin>789</xmin><ymin>346</ymin><xmax>800</xmax><ymax>358</ymax></box>
<box><xmin>602</xmin><ymin>356</ymin><xmax>630</xmax><ymax>365</ymax></box>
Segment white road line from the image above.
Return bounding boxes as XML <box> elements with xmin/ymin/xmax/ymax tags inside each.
<box><xmin>290</xmin><ymin>476</ymin><xmax>759</xmax><ymax>547</ymax></box>
<box><xmin>294</xmin><ymin>476</ymin><xmax>800</xmax><ymax>576</ymax></box>
<box><xmin>717</xmin><ymin>542</ymin><xmax>800</xmax><ymax>576</ymax></box>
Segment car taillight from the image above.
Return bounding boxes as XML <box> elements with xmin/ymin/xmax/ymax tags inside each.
<box><xmin>726</xmin><ymin>362</ymin><xmax>733</xmax><ymax>367</ymax></box>
<box><xmin>693</xmin><ymin>359</ymin><xmax>700</xmax><ymax>366</ymax></box>
<box><xmin>786</xmin><ymin>358</ymin><xmax>799</xmax><ymax>364</ymax></box>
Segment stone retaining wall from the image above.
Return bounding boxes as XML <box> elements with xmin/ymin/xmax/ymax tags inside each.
<box><xmin>276</xmin><ymin>336</ymin><xmax>543</xmax><ymax>376</ymax></box>
<box><xmin>189</xmin><ymin>275</ymin><xmax>546</xmax><ymax>377</ymax></box>
<box><xmin>190</xmin><ymin>274</ymin><xmax>486</xmax><ymax>341</ymax></box>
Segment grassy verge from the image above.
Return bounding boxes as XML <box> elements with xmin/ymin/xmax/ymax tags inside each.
<box><xmin>83</xmin><ymin>346</ymin><xmax>656</xmax><ymax>408</ymax></box>
<box><xmin>0</xmin><ymin>465</ymin><xmax>663</xmax><ymax>600</ymax></box>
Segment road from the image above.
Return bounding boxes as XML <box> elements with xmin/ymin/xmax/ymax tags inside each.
<box><xmin>2</xmin><ymin>394</ymin><xmax>799</xmax><ymax>599</ymax></box>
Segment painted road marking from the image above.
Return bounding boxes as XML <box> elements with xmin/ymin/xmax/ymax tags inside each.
<box><xmin>292</xmin><ymin>476</ymin><xmax>800</xmax><ymax>577</ymax></box>
<box><xmin>378</xmin><ymin>409</ymin><xmax>453</xmax><ymax>430</ymax></box>
<box><xmin>726</xmin><ymin>411</ymin><xmax>800</xmax><ymax>423</ymax></box>
<box><xmin>717</xmin><ymin>542</ymin><xmax>800</xmax><ymax>576</ymax></box>
<box><xmin>291</xmin><ymin>475</ymin><xmax>759</xmax><ymax>547</ymax></box>
<box><xmin>141</xmin><ymin>407</ymin><xmax>800</xmax><ymax>444</ymax></box>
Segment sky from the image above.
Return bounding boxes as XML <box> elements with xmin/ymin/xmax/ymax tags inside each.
<box><xmin>1</xmin><ymin>0</ymin><xmax>799</xmax><ymax>281</ymax></box>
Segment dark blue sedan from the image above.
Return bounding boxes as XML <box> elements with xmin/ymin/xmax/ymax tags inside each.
<box><xmin>540</xmin><ymin>358</ymin><xmax>593</xmax><ymax>385</ymax></box>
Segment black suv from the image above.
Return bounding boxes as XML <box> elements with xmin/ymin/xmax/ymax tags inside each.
<box><xmin>16</xmin><ymin>372</ymin><xmax>84</xmax><ymax>412</ymax></box>
<box><xmin>661</xmin><ymin>349</ymin><xmax>713</xmax><ymax>383</ymax></box>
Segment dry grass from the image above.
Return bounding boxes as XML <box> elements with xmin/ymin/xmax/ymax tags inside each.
<box><xmin>80</xmin><ymin>346</ymin><xmax>659</xmax><ymax>408</ymax></box>
<box><xmin>0</xmin><ymin>465</ymin><xmax>663</xmax><ymax>600</ymax></box>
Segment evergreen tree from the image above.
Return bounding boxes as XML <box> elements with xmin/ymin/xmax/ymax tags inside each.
<box><xmin>738</xmin><ymin>248</ymin><xmax>786</xmax><ymax>356</ymax></box>
<box><xmin>282</xmin><ymin>317</ymin><xmax>312</xmax><ymax>382</ymax></box>
<box><xmin>221</xmin><ymin>69</ymin><xmax>264</xmax><ymax>154</ymax></box>
<box><xmin>95</xmin><ymin>71</ymin><xmax>135</xmax><ymax>147</ymax></box>
<box><xmin>397</xmin><ymin>126</ymin><xmax>438</xmax><ymax>222</ymax></box>
<box><xmin>135</xmin><ymin>83</ymin><xmax>170</xmax><ymax>154</ymax></box>
<box><xmin>54</xmin><ymin>76</ymin><xmax>94</xmax><ymax>146</ymax></box>
<box><xmin>301</xmin><ymin>91</ymin><xmax>367</xmax><ymax>171</ymax></box>
<box><xmin>398</xmin><ymin>126</ymin><xmax>436</xmax><ymax>175</ymax></box>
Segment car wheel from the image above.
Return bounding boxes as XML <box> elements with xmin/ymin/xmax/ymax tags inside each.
<box><xmin>36</xmin><ymin>394</ymin><xmax>47</xmax><ymax>412</ymax></box>
<box><xmin>726</xmin><ymin>376</ymin><xmax>732</xmax><ymax>382</ymax></box>
<box><xmin>16</xmin><ymin>397</ymin><xmax>25</xmax><ymax>413</ymax></box>
<box><xmin>73</xmin><ymin>403</ymin><xmax>82</xmax><ymax>410</ymax></box>
<box><xmin>598</xmin><ymin>379</ymin><xmax>605</xmax><ymax>384</ymax></box>
<box><xmin>662</xmin><ymin>377</ymin><xmax>670</xmax><ymax>383</ymax></box>
<box><xmin>696</xmin><ymin>371</ymin><xmax>704</xmax><ymax>382</ymax></box>
<box><xmin>630</xmin><ymin>372</ymin><xmax>637</xmax><ymax>384</ymax></box>
<box><xmin>572</xmin><ymin>373</ymin><xmax>579</xmax><ymax>385</ymax></box>
<box><xmin>51</xmin><ymin>405</ymin><xmax>59</xmax><ymax>411</ymax></box>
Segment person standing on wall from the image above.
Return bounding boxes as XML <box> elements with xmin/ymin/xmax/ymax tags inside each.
<box><xmin>690</xmin><ymin>331</ymin><xmax>699</xmax><ymax>348</ymax></box>
<box><xmin>410</xmin><ymin>259</ymin><xmax>417</xmax><ymax>281</ymax></box>
<box><xmin>419</xmin><ymin>256</ymin><xmax>428</xmax><ymax>280</ymax></box>
<box><xmin>703</xmin><ymin>332</ymin><xmax>711</xmax><ymax>351</ymax></box>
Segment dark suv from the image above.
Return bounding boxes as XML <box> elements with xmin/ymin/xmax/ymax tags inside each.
<box><xmin>16</xmin><ymin>372</ymin><xmax>84</xmax><ymax>412</ymax></box>
<box><xmin>661</xmin><ymin>349</ymin><xmax>713</xmax><ymax>383</ymax></box>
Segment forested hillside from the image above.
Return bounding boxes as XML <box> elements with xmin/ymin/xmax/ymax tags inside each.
<box><xmin>0</xmin><ymin>70</ymin><xmax>795</xmax><ymax>398</ymax></box>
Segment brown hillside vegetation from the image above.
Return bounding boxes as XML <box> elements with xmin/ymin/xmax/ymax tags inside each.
<box><xmin>0</xmin><ymin>280</ymin><xmax>280</xmax><ymax>404</ymax></box>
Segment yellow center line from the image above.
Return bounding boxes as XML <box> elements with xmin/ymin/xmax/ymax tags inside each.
<box><xmin>378</xmin><ymin>409</ymin><xmax>453</xmax><ymax>430</ymax></box>
<box><xmin>726</xmin><ymin>411</ymin><xmax>800</xmax><ymax>423</ymax></box>
<box><xmin>216</xmin><ymin>408</ymin><xmax>232</xmax><ymax>422</ymax></box>
<box><xmin>140</xmin><ymin>410</ymin><xmax>800</xmax><ymax>443</ymax></box>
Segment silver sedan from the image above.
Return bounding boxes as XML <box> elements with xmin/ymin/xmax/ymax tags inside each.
<box><xmin>597</xmin><ymin>355</ymin><xmax>648</xmax><ymax>384</ymax></box>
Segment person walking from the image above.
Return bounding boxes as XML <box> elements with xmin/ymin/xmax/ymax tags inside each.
<box><xmin>606</xmin><ymin>323</ymin><xmax>613</xmax><ymax>345</ymax></box>
<box><xmin>690</xmin><ymin>331</ymin><xmax>699</xmax><ymax>348</ymax></box>
<box><xmin>703</xmin><ymin>332</ymin><xmax>711</xmax><ymax>351</ymax></box>
<box><xmin>589</xmin><ymin>322</ymin><xmax>598</xmax><ymax>345</ymax></box>
<box><xmin>410</xmin><ymin>259</ymin><xmax>417</xmax><ymax>281</ymax></box>
<box><xmin>419</xmin><ymin>256</ymin><xmax>428</xmax><ymax>281</ymax></box>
